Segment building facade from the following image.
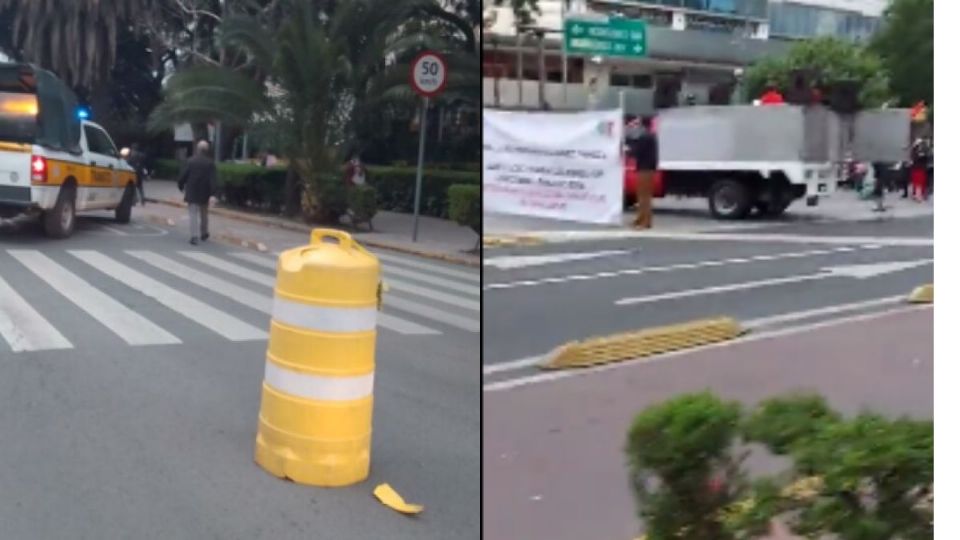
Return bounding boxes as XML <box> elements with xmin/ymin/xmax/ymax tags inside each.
<box><xmin>482</xmin><ymin>0</ymin><xmax>887</xmax><ymax>114</ymax></box>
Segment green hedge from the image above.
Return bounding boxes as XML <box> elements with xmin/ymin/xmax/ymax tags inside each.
<box><xmin>153</xmin><ymin>158</ymin><xmax>181</xmax><ymax>180</ymax></box>
<box><xmin>447</xmin><ymin>184</ymin><xmax>481</xmax><ymax>236</ymax></box>
<box><xmin>156</xmin><ymin>161</ymin><xmax>480</xmax><ymax>219</ymax></box>
<box><xmin>217</xmin><ymin>163</ymin><xmax>287</xmax><ymax>212</ymax></box>
<box><xmin>368</xmin><ymin>166</ymin><xmax>479</xmax><ymax>218</ymax></box>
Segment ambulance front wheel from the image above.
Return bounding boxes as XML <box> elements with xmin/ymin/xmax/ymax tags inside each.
<box><xmin>43</xmin><ymin>185</ymin><xmax>77</xmax><ymax>238</ymax></box>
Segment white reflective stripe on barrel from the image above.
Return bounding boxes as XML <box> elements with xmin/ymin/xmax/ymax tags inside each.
<box><xmin>264</xmin><ymin>362</ymin><xmax>374</xmax><ymax>401</ymax></box>
<box><xmin>272</xmin><ymin>297</ymin><xmax>378</xmax><ymax>333</ymax></box>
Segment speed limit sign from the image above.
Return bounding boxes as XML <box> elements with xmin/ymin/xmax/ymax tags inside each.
<box><xmin>409</xmin><ymin>51</ymin><xmax>447</xmax><ymax>98</ymax></box>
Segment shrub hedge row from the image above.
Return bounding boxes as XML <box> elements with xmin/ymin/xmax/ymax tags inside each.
<box><xmin>153</xmin><ymin>160</ymin><xmax>480</xmax><ymax>219</ymax></box>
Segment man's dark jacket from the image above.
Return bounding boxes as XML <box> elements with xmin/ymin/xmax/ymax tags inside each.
<box><xmin>177</xmin><ymin>155</ymin><xmax>218</xmax><ymax>205</ymax></box>
<box><xmin>628</xmin><ymin>132</ymin><xmax>659</xmax><ymax>171</ymax></box>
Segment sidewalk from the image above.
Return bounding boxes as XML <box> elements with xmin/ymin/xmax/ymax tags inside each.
<box><xmin>485</xmin><ymin>190</ymin><xmax>933</xmax><ymax>240</ymax></box>
<box><xmin>143</xmin><ymin>179</ymin><xmax>479</xmax><ymax>266</ymax></box>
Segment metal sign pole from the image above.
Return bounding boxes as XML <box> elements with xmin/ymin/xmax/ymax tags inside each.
<box><xmin>412</xmin><ymin>96</ymin><xmax>429</xmax><ymax>242</ymax></box>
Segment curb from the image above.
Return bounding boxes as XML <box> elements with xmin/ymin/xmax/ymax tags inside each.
<box><xmin>540</xmin><ymin>317</ymin><xmax>744</xmax><ymax>370</ymax></box>
<box><xmin>145</xmin><ymin>198</ymin><xmax>480</xmax><ymax>267</ymax></box>
<box><xmin>908</xmin><ymin>283</ymin><xmax>933</xmax><ymax>304</ymax></box>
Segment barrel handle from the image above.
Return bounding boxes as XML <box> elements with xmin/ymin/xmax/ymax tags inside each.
<box><xmin>310</xmin><ymin>228</ymin><xmax>354</xmax><ymax>248</ymax></box>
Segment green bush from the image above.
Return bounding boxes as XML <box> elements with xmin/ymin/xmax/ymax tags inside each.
<box><xmin>447</xmin><ymin>184</ymin><xmax>481</xmax><ymax>236</ymax></box>
<box><xmin>368</xmin><ymin>166</ymin><xmax>480</xmax><ymax>218</ymax></box>
<box><xmin>348</xmin><ymin>184</ymin><xmax>378</xmax><ymax>229</ymax></box>
<box><xmin>215</xmin><ymin>163</ymin><xmax>286</xmax><ymax>212</ymax></box>
<box><xmin>741</xmin><ymin>394</ymin><xmax>840</xmax><ymax>456</ymax></box>
<box><xmin>302</xmin><ymin>175</ymin><xmax>348</xmax><ymax>225</ymax></box>
<box><xmin>153</xmin><ymin>158</ymin><xmax>181</xmax><ymax>180</ymax></box>
<box><xmin>626</xmin><ymin>393</ymin><xmax>745</xmax><ymax>540</ymax></box>
<box><xmin>627</xmin><ymin>393</ymin><xmax>934</xmax><ymax>539</ymax></box>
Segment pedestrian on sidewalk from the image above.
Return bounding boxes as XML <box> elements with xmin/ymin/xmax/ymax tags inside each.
<box><xmin>177</xmin><ymin>140</ymin><xmax>218</xmax><ymax>245</ymax></box>
<box><xmin>128</xmin><ymin>143</ymin><xmax>148</xmax><ymax>206</ymax></box>
<box><xmin>627</xmin><ymin>116</ymin><xmax>658</xmax><ymax>229</ymax></box>
<box><xmin>342</xmin><ymin>154</ymin><xmax>367</xmax><ymax>188</ymax></box>
<box><xmin>908</xmin><ymin>137</ymin><xmax>931</xmax><ymax>201</ymax></box>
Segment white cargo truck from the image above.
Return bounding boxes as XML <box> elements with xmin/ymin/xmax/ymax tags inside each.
<box><xmin>655</xmin><ymin>105</ymin><xmax>841</xmax><ymax>219</ymax></box>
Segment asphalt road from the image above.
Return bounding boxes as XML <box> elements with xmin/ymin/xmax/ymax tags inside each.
<box><xmin>0</xmin><ymin>212</ymin><xmax>480</xmax><ymax>540</ymax></box>
<box><xmin>483</xmin><ymin>307</ymin><xmax>933</xmax><ymax>540</ymax></box>
<box><xmin>483</xmin><ymin>216</ymin><xmax>933</xmax><ymax>378</ymax></box>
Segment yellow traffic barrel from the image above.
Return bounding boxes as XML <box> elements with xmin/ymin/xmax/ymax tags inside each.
<box><xmin>255</xmin><ymin>229</ymin><xmax>381</xmax><ymax>486</ymax></box>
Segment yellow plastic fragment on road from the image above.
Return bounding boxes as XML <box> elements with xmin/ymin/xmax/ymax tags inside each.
<box><xmin>540</xmin><ymin>317</ymin><xmax>744</xmax><ymax>370</ymax></box>
<box><xmin>908</xmin><ymin>283</ymin><xmax>933</xmax><ymax>304</ymax></box>
<box><xmin>373</xmin><ymin>483</ymin><xmax>423</xmax><ymax>515</ymax></box>
<box><xmin>482</xmin><ymin>235</ymin><xmax>544</xmax><ymax>247</ymax></box>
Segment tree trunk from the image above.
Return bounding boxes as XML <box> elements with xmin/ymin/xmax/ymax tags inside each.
<box><xmin>283</xmin><ymin>165</ymin><xmax>302</xmax><ymax>217</ymax></box>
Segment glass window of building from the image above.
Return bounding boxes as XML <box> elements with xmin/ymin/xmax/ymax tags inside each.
<box><xmin>627</xmin><ymin>0</ymin><xmax>768</xmax><ymax>19</ymax></box>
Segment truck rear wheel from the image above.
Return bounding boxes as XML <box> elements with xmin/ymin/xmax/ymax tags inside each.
<box><xmin>708</xmin><ymin>179</ymin><xmax>752</xmax><ymax>220</ymax></box>
<box><xmin>43</xmin><ymin>185</ymin><xmax>77</xmax><ymax>238</ymax></box>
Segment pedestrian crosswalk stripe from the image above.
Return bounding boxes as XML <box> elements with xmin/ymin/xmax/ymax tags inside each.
<box><xmin>385</xmin><ymin>278</ymin><xmax>480</xmax><ymax>311</ymax></box>
<box><xmin>180</xmin><ymin>252</ymin><xmax>275</xmax><ymax>288</ymax></box>
<box><xmin>382</xmin><ymin>266</ymin><xmax>479</xmax><ymax>296</ymax></box>
<box><xmin>9</xmin><ymin>250</ymin><xmax>181</xmax><ymax>347</ymax></box>
<box><xmin>385</xmin><ymin>295</ymin><xmax>480</xmax><ymax>333</ymax></box>
<box><xmin>70</xmin><ymin>250</ymin><xmax>268</xmax><ymax>342</ymax></box>
<box><xmin>128</xmin><ymin>251</ymin><xmax>273</xmax><ymax>314</ymax></box>
<box><xmin>211</xmin><ymin>252</ymin><xmax>478</xmax><ymax>335</ymax></box>
<box><xmin>0</xmin><ymin>273</ymin><xmax>72</xmax><ymax>352</ymax></box>
<box><xmin>136</xmin><ymin>251</ymin><xmax>442</xmax><ymax>336</ymax></box>
<box><xmin>376</xmin><ymin>312</ymin><xmax>442</xmax><ymax>335</ymax></box>
<box><xmin>373</xmin><ymin>252</ymin><xmax>480</xmax><ymax>282</ymax></box>
<box><xmin>229</xmin><ymin>252</ymin><xmax>277</xmax><ymax>271</ymax></box>
<box><xmin>233</xmin><ymin>251</ymin><xmax>479</xmax><ymax>298</ymax></box>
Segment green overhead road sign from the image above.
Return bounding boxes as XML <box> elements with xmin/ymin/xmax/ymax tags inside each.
<box><xmin>564</xmin><ymin>18</ymin><xmax>647</xmax><ymax>58</ymax></box>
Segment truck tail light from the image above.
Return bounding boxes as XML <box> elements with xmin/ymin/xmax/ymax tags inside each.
<box><xmin>31</xmin><ymin>155</ymin><xmax>47</xmax><ymax>183</ymax></box>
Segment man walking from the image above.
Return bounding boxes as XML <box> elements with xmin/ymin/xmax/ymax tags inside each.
<box><xmin>627</xmin><ymin>116</ymin><xmax>658</xmax><ymax>229</ymax></box>
<box><xmin>177</xmin><ymin>140</ymin><xmax>218</xmax><ymax>245</ymax></box>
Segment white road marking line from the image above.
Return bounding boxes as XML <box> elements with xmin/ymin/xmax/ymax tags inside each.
<box><xmin>180</xmin><ymin>252</ymin><xmax>275</xmax><ymax>287</ymax></box>
<box><xmin>228</xmin><ymin>253</ymin><xmax>445</xmax><ymax>335</ymax></box>
<box><xmin>483</xmin><ymin>304</ymin><xmax>932</xmax><ymax>392</ymax></box>
<box><xmin>483</xmin><ymin>355</ymin><xmax>544</xmax><ymax>375</ymax></box>
<box><xmin>520</xmin><ymin>229</ymin><xmax>933</xmax><ymax>247</ymax></box>
<box><xmin>385</xmin><ymin>296</ymin><xmax>480</xmax><ymax>333</ymax></box>
<box><xmin>740</xmin><ymin>295</ymin><xmax>906</xmax><ymax>329</ymax></box>
<box><xmin>484</xmin><ymin>250</ymin><xmax>632</xmax><ymax>270</ymax></box>
<box><xmin>0</xmin><ymin>274</ymin><xmax>72</xmax><ymax>352</ymax></box>
<box><xmin>484</xmin><ymin>247</ymin><xmax>852</xmax><ymax>291</ymax></box>
<box><xmin>382</xmin><ymin>266</ymin><xmax>479</xmax><ymax>296</ymax></box>
<box><xmin>615</xmin><ymin>259</ymin><xmax>932</xmax><ymax>306</ymax></box>
<box><xmin>387</xmin><ymin>278</ymin><xmax>480</xmax><ymax>311</ymax></box>
<box><xmin>71</xmin><ymin>250</ymin><xmax>268</xmax><ymax>341</ymax></box>
<box><xmin>128</xmin><ymin>251</ymin><xmax>273</xmax><ymax>313</ymax></box>
<box><xmin>9</xmin><ymin>251</ymin><xmax>180</xmax><ymax>346</ymax></box>
<box><xmin>374</xmin><ymin>252</ymin><xmax>480</xmax><ymax>282</ymax></box>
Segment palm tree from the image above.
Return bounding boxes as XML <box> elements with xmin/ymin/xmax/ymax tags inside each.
<box><xmin>0</xmin><ymin>0</ymin><xmax>159</xmax><ymax>89</ymax></box>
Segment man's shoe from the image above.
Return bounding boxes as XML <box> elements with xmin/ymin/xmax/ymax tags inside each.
<box><xmin>201</xmin><ymin>233</ymin><xmax>210</xmax><ymax>241</ymax></box>
<box><xmin>190</xmin><ymin>237</ymin><xmax>199</xmax><ymax>245</ymax></box>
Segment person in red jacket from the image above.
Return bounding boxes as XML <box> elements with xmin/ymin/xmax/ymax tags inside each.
<box><xmin>759</xmin><ymin>84</ymin><xmax>785</xmax><ymax>105</ymax></box>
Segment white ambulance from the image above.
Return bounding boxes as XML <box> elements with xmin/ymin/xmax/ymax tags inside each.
<box><xmin>0</xmin><ymin>63</ymin><xmax>137</xmax><ymax>238</ymax></box>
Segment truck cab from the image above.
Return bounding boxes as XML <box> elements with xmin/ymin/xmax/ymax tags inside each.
<box><xmin>0</xmin><ymin>63</ymin><xmax>137</xmax><ymax>238</ymax></box>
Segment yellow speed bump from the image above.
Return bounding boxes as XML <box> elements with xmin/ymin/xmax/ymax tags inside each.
<box><xmin>908</xmin><ymin>284</ymin><xmax>933</xmax><ymax>304</ymax></box>
<box><xmin>540</xmin><ymin>317</ymin><xmax>744</xmax><ymax>370</ymax></box>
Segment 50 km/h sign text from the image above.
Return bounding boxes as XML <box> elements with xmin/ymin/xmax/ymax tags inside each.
<box><xmin>564</xmin><ymin>18</ymin><xmax>647</xmax><ymax>58</ymax></box>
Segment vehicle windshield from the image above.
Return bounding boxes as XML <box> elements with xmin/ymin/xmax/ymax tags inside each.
<box><xmin>0</xmin><ymin>91</ymin><xmax>38</xmax><ymax>144</ymax></box>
